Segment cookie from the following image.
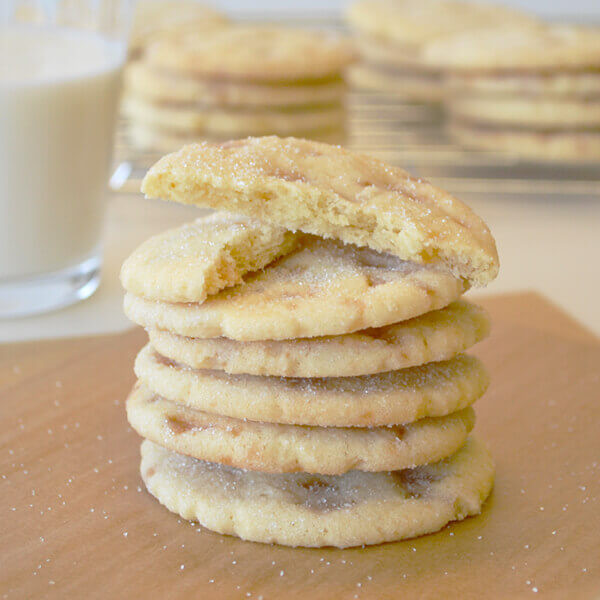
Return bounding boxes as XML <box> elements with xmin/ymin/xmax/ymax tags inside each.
<box><xmin>448</xmin><ymin>96</ymin><xmax>600</xmax><ymax>129</ymax></box>
<box><xmin>127</xmin><ymin>384</ymin><xmax>475</xmax><ymax>474</ymax></box>
<box><xmin>130</xmin><ymin>0</ymin><xmax>227</xmax><ymax>56</ymax></box>
<box><xmin>121</xmin><ymin>213</ymin><xmax>299</xmax><ymax>303</ymax></box>
<box><xmin>346</xmin><ymin>0</ymin><xmax>538</xmax><ymax>46</ymax></box>
<box><xmin>124</xmin><ymin>61</ymin><xmax>347</xmax><ymax>108</ymax></box>
<box><xmin>140</xmin><ymin>436</ymin><xmax>494</xmax><ymax>547</ymax></box>
<box><xmin>447</xmin><ymin>71</ymin><xmax>600</xmax><ymax>99</ymax></box>
<box><xmin>146</xmin><ymin>26</ymin><xmax>355</xmax><ymax>82</ymax></box>
<box><xmin>145</xmin><ymin>300</ymin><xmax>490</xmax><ymax>377</ymax></box>
<box><xmin>124</xmin><ymin>236</ymin><xmax>466</xmax><ymax>341</ymax></box>
<box><xmin>347</xmin><ymin>63</ymin><xmax>442</xmax><ymax>102</ymax></box>
<box><xmin>135</xmin><ymin>346</ymin><xmax>488</xmax><ymax>427</ymax></box>
<box><xmin>448</xmin><ymin>119</ymin><xmax>600</xmax><ymax>162</ymax></box>
<box><xmin>122</xmin><ymin>95</ymin><xmax>346</xmax><ymax>137</ymax></box>
<box><xmin>141</xmin><ymin>136</ymin><xmax>499</xmax><ymax>287</ymax></box>
<box><xmin>425</xmin><ymin>25</ymin><xmax>600</xmax><ymax>72</ymax></box>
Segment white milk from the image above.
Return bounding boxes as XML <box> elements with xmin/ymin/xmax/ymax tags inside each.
<box><xmin>0</xmin><ymin>25</ymin><xmax>124</xmax><ymax>279</ymax></box>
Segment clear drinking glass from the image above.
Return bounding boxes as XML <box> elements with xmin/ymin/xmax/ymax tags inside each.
<box><xmin>0</xmin><ymin>0</ymin><xmax>132</xmax><ymax>318</ymax></box>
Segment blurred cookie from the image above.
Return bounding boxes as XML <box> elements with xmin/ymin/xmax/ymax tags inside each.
<box><xmin>142</xmin><ymin>137</ymin><xmax>499</xmax><ymax>287</ymax></box>
<box><xmin>128</xmin><ymin>384</ymin><xmax>476</xmax><ymax>474</ymax></box>
<box><xmin>347</xmin><ymin>0</ymin><xmax>537</xmax><ymax>47</ymax></box>
<box><xmin>122</xmin><ymin>94</ymin><xmax>346</xmax><ymax>137</ymax></box>
<box><xmin>448</xmin><ymin>96</ymin><xmax>600</xmax><ymax>129</ymax></box>
<box><xmin>146</xmin><ymin>26</ymin><xmax>354</xmax><ymax>82</ymax></box>
<box><xmin>425</xmin><ymin>25</ymin><xmax>600</xmax><ymax>73</ymax></box>
<box><xmin>135</xmin><ymin>346</ymin><xmax>489</xmax><ymax>427</ymax></box>
<box><xmin>447</xmin><ymin>71</ymin><xmax>600</xmax><ymax>99</ymax></box>
<box><xmin>346</xmin><ymin>0</ymin><xmax>538</xmax><ymax>102</ymax></box>
<box><xmin>125</xmin><ymin>61</ymin><xmax>347</xmax><ymax>108</ymax></box>
<box><xmin>448</xmin><ymin>119</ymin><xmax>600</xmax><ymax>162</ymax></box>
<box><xmin>140</xmin><ymin>436</ymin><xmax>494</xmax><ymax>547</ymax></box>
<box><xmin>124</xmin><ymin>236</ymin><xmax>466</xmax><ymax>341</ymax></box>
<box><xmin>120</xmin><ymin>213</ymin><xmax>299</xmax><ymax>304</ymax></box>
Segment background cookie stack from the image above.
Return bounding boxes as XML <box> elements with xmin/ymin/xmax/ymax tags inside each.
<box><xmin>128</xmin><ymin>0</ymin><xmax>227</xmax><ymax>61</ymax></box>
<box><xmin>123</xmin><ymin>26</ymin><xmax>353</xmax><ymax>152</ymax></box>
<box><xmin>121</xmin><ymin>136</ymin><xmax>500</xmax><ymax>548</ymax></box>
<box><xmin>425</xmin><ymin>25</ymin><xmax>600</xmax><ymax>161</ymax></box>
<box><xmin>345</xmin><ymin>0</ymin><xmax>538</xmax><ymax>104</ymax></box>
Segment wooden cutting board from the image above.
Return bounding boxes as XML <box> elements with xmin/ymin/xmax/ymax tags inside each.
<box><xmin>1</xmin><ymin>292</ymin><xmax>599</xmax><ymax>600</ymax></box>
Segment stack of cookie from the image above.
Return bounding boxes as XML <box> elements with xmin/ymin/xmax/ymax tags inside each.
<box><xmin>426</xmin><ymin>25</ymin><xmax>600</xmax><ymax>161</ymax></box>
<box><xmin>123</xmin><ymin>26</ymin><xmax>353</xmax><ymax>151</ymax></box>
<box><xmin>121</xmin><ymin>136</ymin><xmax>499</xmax><ymax>548</ymax></box>
<box><xmin>128</xmin><ymin>0</ymin><xmax>228</xmax><ymax>61</ymax></box>
<box><xmin>345</xmin><ymin>0</ymin><xmax>537</xmax><ymax>103</ymax></box>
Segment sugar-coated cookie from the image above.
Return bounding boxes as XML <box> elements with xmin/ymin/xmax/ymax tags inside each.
<box><xmin>142</xmin><ymin>137</ymin><xmax>499</xmax><ymax>286</ymax></box>
<box><xmin>140</xmin><ymin>436</ymin><xmax>494</xmax><ymax>547</ymax></box>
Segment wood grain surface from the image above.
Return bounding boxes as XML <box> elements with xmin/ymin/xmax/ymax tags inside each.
<box><xmin>1</xmin><ymin>292</ymin><xmax>599</xmax><ymax>599</ymax></box>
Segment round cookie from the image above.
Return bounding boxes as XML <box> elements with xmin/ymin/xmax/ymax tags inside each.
<box><xmin>128</xmin><ymin>384</ymin><xmax>476</xmax><ymax>474</ymax></box>
<box><xmin>346</xmin><ymin>0</ymin><xmax>538</xmax><ymax>46</ymax></box>
<box><xmin>448</xmin><ymin>96</ymin><xmax>600</xmax><ymax>129</ymax></box>
<box><xmin>124</xmin><ymin>61</ymin><xmax>347</xmax><ymax>108</ymax></box>
<box><xmin>447</xmin><ymin>71</ymin><xmax>600</xmax><ymax>99</ymax></box>
<box><xmin>122</xmin><ymin>95</ymin><xmax>346</xmax><ymax>137</ymax></box>
<box><xmin>347</xmin><ymin>63</ymin><xmax>442</xmax><ymax>102</ymax></box>
<box><xmin>124</xmin><ymin>236</ymin><xmax>467</xmax><ymax>340</ymax></box>
<box><xmin>140</xmin><ymin>436</ymin><xmax>494</xmax><ymax>547</ymax></box>
<box><xmin>141</xmin><ymin>136</ymin><xmax>499</xmax><ymax>287</ymax></box>
<box><xmin>121</xmin><ymin>213</ymin><xmax>299</xmax><ymax>303</ymax></box>
<box><xmin>448</xmin><ymin>120</ymin><xmax>600</xmax><ymax>162</ymax></box>
<box><xmin>146</xmin><ymin>300</ymin><xmax>490</xmax><ymax>377</ymax></box>
<box><xmin>425</xmin><ymin>24</ymin><xmax>600</xmax><ymax>72</ymax></box>
<box><xmin>146</xmin><ymin>26</ymin><xmax>355</xmax><ymax>82</ymax></box>
<box><xmin>135</xmin><ymin>347</ymin><xmax>488</xmax><ymax>427</ymax></box>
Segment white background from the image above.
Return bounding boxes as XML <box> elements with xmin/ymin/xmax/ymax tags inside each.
<box><xmin>217</xmin><ymin>0</ymin><xmax>600</xmax><ymax>19</ymax></box>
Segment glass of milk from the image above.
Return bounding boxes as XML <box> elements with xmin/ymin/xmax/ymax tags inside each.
<box><xmin>0</xmin><ymin>1</ymin><xmax>132</xmax><ymax>318</ymax></box>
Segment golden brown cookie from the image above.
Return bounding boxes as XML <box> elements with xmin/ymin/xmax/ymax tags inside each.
<box><xmin>145</xmin><ymin>300</ymin><xmax>490</xmax><ymax>377</ymax></box>
<box><xmin>128</xmin><ymin>384</ymin><xmax>476</xmax><ymax>474</ymax></box>
<box><xmin>141</xmin><ymin>136</ymin><xmax>499</xmax><ymax>286</ymax></box>
<box><xmin>140</xmin><ymin>436</ymin><xmax>494</xmax><ymax>547</ymax></box>
<box><xmin>124</xmin><ymin>236</ymin><xmax>467</xmax><ymax>340</ymax></box>
<box><xmin>135</xmin><ymin>346</ymin><xmax>489</xmax><ymax>426</ymax></box>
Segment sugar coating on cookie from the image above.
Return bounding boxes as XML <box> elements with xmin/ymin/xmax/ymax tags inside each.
<box><xmin>135</xmin><ymin>346</ymin><xmax>488</xmax><ymax>427</ymax></box>
<box><xmin>120</xmin><ymin>213</ymin><xmax>300</xmax><ymax>303</ymax></box>
<box><xmin>145</xmin><ymin>300</ymin><xmax>490</xmax><ymax>378</ymax></box>
<box><xmin>140</xmin><ymin>436</ymin><xmax>494</xmax><ymax>547</ymax></box>
<box><xmin>124</xmin><ymin>236</ymin><xmax>467</xmax><ymax>340</ymax></box>
<box><xmin>141</xmin><ymin>137</ymin><xmax>499</xmax><ymax>287</ymax></box>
